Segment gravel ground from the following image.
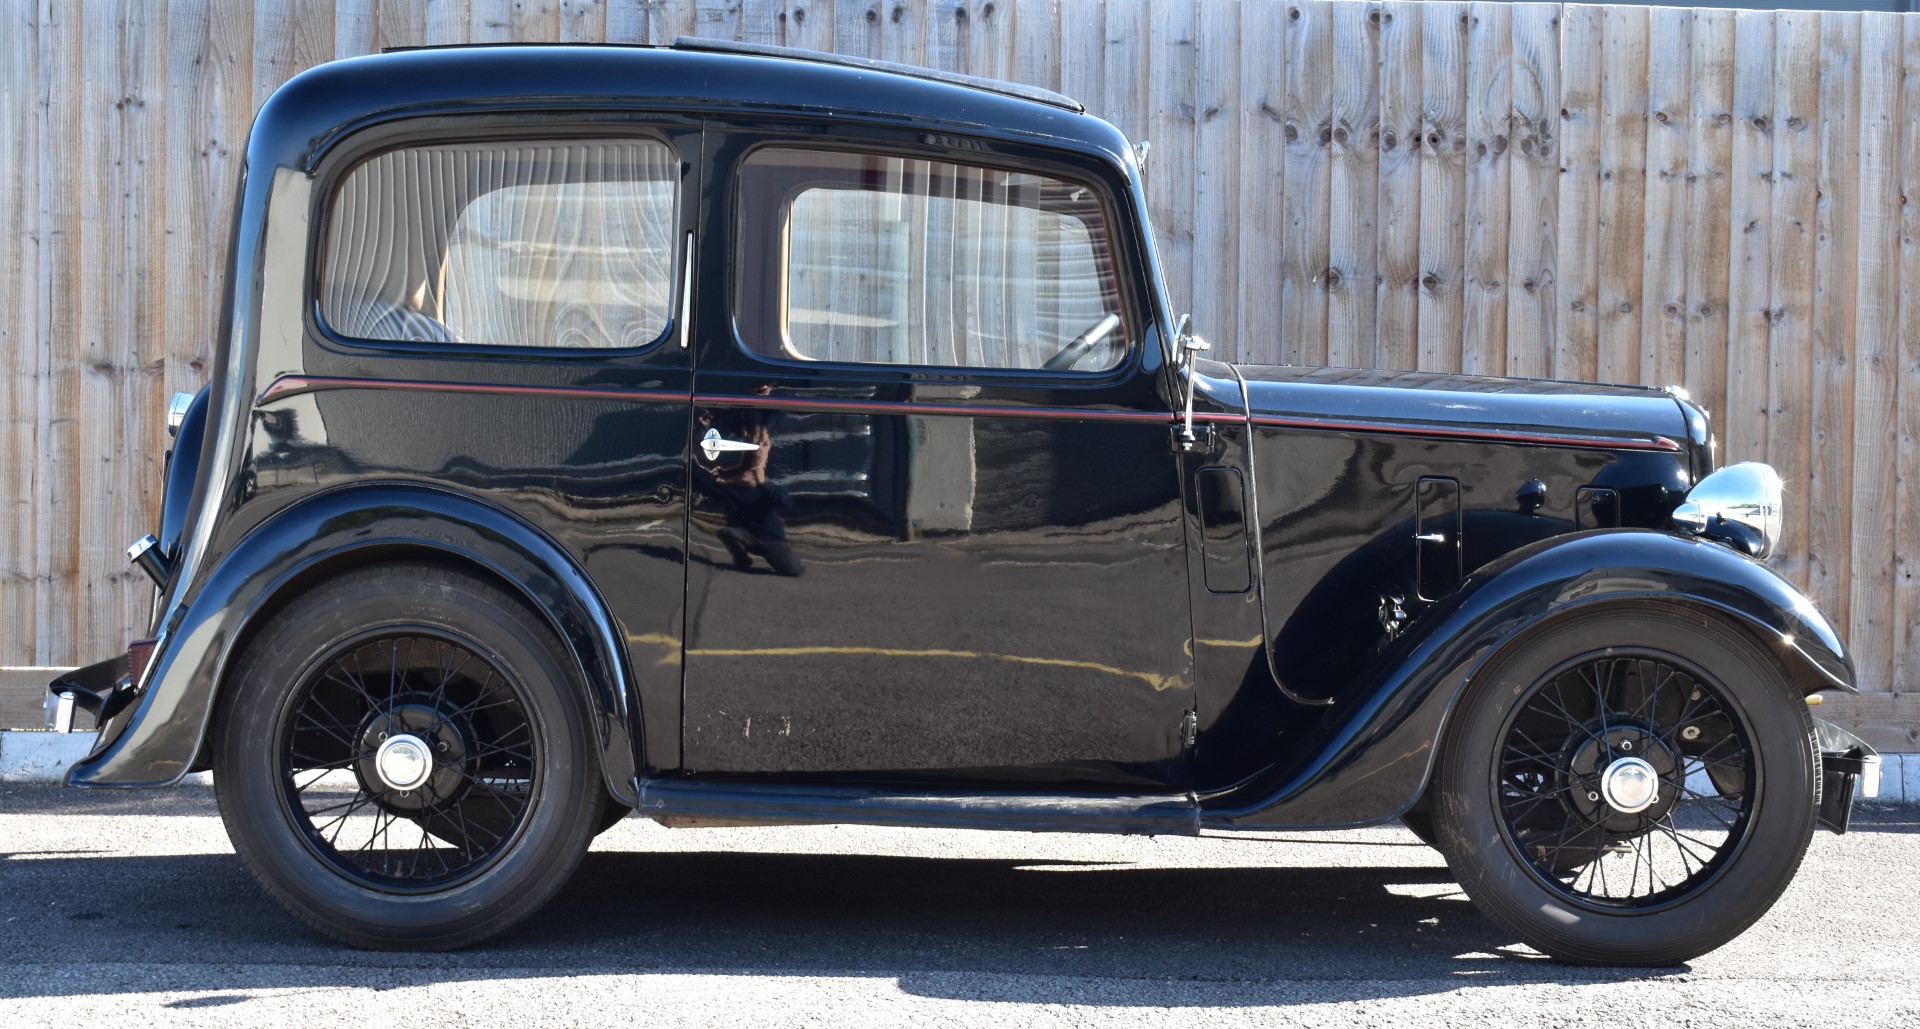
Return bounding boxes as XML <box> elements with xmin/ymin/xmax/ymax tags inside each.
<box><xmin>1</xmin><ymin>782</ymin><xmax>1914</xmax><ymax>1027</ymax></box>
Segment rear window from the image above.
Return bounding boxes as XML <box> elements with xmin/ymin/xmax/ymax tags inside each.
<box><xmin>319</xmin><ymin>139</ymin><xmax>679</xmax><ymax>350</ymax></box>
<box><xmin>733</xmin><ymin>147</ymin><xmax>1129</xmax><ymax>372</ymax></box>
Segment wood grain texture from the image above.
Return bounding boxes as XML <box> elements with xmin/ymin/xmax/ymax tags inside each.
<box><xmin>2</xmin><ymin>0</ymin><xmax>39</xmax><ymax>662</ymax></box>
<box><xmin>1459</xmin><ymin>1</ymin><xmax>1510</xmax><ymax>377</ymax></box>
<box><xmin>1809</xmin><ymin>12</ymin><xmax>1860</xmax><ymax>632</ymax></box>
<box><xmin>1595</xmin><ymin>4</ymin><xmax>1647</xmax><ymax>385</ymax></box>
<box><xmin>1847</xmin><ymin>12</ymin><xmax>1900</xmax><ymax>705</ymax></box>
<box><xmin>1324</xmin><ymin>0</ymin><xmax>1378</xmax><ymax>369</ymax></box>
<box><xmin>1189</xmin><ymin>0</ymin><xmax>1237</xmax><ymax>359</ymax></box>
<box><xmin>1896</xmin><ymin>16</ymin><xmax>1920</xmax><ymax>703</ymax></box>
<box><xmin>6</xmin><ymin>1</ymin><xmax>1920</xmax><ymax>730</ymax></box>
<box><xmin>1145</xmin><ymin>0</ymin><xmax>1194</xmax><ymax>323</ymax></box>
<box><xmin>1235</xmin><ymin>0</ymin><xmax>1285</xmax><ymax>365</ymax></box>
<box><xmin>1723</xmin><ymin>9</ymin><xmax>1774</xmax><ymax>466</ymax></box>
<box><xmin>1416</xmin><ymin>0</ymin><xmax>1468</xmax><ymax>372</ymax></box>
<box><xmin>1504</xmin><ymin>2</ymin><xmax>1555</xmax><ymax>379</ymax></box>
<box><xmin>1682</xmin><ymin>9</ymin><xmax>1731</xmax><ymax>427</ymax></box>
<box><xmin>1552</xmin><ymin>1</ymin><xmax>1601</xmax><ymax>382</ymax></box>
<box><xmin>1372</xmin><ymin>0</ymin><xmax>1420</xmax><ymax>371</ymax></box>
<box><xmin>1637</xmin><ymin>5</ymin><xmax>1688</xmax><ymax>390</ymax></box>
<box><xmin>1767</xmin><ymin>11</ymin><xmax>1820</xmax><ymax>592</ymax></box>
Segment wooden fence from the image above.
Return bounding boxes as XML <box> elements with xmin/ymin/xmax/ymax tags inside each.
<box><xmin>1</xmin><ymin>0</ymin><xmax>1916</xmax><ymax>745</ymax></box>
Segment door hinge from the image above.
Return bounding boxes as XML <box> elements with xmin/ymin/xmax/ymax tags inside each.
<box><xmin>1170</xmin><ymin>421</ymin><xmax>1217</xmax><ymax>454</ymax></box>
<box><xmin>1180</xmin><ymin>710</ymin><xmax>1198</xmax><ymax>748</ymax></box>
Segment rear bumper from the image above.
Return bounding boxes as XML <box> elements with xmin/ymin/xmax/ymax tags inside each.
<box><xmin>44</xmin><ymin>657</ymin><xmax>136</xmax><ymax>734</ymax></box>
<box><xmin>1815</xmin><ymin>717</ymin><xmax>1882</xmax><ymax>834</ymax></box>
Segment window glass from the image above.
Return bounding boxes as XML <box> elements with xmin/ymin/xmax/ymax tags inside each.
<box><xmin>735</xmin><ymin>148</ymin><xmax>1128</xmax><ymax>372</ymax></box>
<box><xmin>321</xmin><ymin>139</ymin><xmax>678</xmax><ymax>349</ymax></box>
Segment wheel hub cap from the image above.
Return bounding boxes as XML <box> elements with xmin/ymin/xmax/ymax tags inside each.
<box><xmin>374</xmin><ymin>733</ymin><xmax>433</xmax><ymax>792</ymax></box>
<box><xmin>1600</xmin><ymin>755</ymin><xmax>1660</xmax><ymax>814</ymax></box>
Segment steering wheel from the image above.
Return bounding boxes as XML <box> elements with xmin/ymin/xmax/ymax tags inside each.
<box><xmin>1041</xmin><ymin>312</ymin><xmax>1123</xmax><ymax>371</ymax></box>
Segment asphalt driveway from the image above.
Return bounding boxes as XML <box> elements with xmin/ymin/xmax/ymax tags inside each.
<box><xmin>1</xmin><ymin>782</ymin><xmax>1914</xmax><ymax>1027</ymax></box>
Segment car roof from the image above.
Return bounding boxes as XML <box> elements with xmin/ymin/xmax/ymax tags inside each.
<box><xmin>256</xmin><ymin>42</ymin><xmax>1127</xmax><ymax>173</ymax></box>
<box><xmin>381</xmin><ymin>37</ymin><xmax>1084</xmax><ymax>113</ymax></box>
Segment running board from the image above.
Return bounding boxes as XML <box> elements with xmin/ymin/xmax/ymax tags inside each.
<box><xmin>634</xmin><ymin>779</ymin><xmax>1200</xmax><ymax>836</ymax></box>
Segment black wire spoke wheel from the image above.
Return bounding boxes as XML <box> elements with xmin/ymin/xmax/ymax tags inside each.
<box><xmin>1433</xmin><ymin>608</ymin><xmax>1817</xmax><ymax>966</ymax></box>
<box><xmin>1494</xmin><ymin>649</ymin><xmax>1757</xmax><ymax>911</ymax></box>
<box><xmin>276</xmin><ymin>628</ymin><xmax>540</xmax><ymax>892</ymax></box>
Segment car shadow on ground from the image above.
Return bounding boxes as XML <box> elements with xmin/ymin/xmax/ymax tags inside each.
<box><xmin>0</xmin><ymin>843</ymin><xmax>1685</xmax><ymax>1007</ymax></box>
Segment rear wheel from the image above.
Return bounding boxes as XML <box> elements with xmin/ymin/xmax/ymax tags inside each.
<box><xmin>1433</xmin><ymin>608</ymin><xmax>1817</xmax><ymax>965</ymax></box>
<box><xmin>213</xmin><ymin>563</ymin><xmax>602</xmax><ymax>950</ymax></box>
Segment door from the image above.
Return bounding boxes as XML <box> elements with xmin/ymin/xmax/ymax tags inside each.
<box><xmin>677</xmin><ymin>127</ymin><xmax>1193</xmax><ymax>790</ymax></box>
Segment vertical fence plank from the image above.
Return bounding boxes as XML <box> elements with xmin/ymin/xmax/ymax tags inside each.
<box><xmin>1896</xmin><ymin>14</ymin><xmax>1920</xmax><ymax>701</ymax></box>
<box><xmin>740</xmin><ymin>0</ymin><xmax>780</xmax><ymax>46</ymax></box>
<box><xmin>1011</xmin><ymin>0</ymin><xmax>1057</xmax><ymax>92</ymax></box>
<box><xmin>1236</xmin><ymin>0</ymin><xmax>1285</xmax><ymax>364</ymax></box>
<box><xmin>1809</xmin><ymin>11</ymin><xmax>1860</xmax><ymax>632</ymax></box>
<box><xmin>1768</xmin><ymin>10</ymin><xmax>1820</xmax><ymax>591</ymax></box>
<box><xmin>1373</xmin><ymin>0</ymin><xmax>1419</xmax><ymax>371</ymax></box>
<box><xmin>1848</xmin><ymin>12</ymin><xmax>1900</xmax><ymax>698</ymax></box>
<box><xmin>927</xmin><ymin>0</ymin><xmax>963</xmax><ymax>71</ymax></box>
<box><xmin>1416</xmin><ymin>0</ymin><xmax>1467</xmax><ymax>372</ymax></box>
<box><xmin>882</xmin><ymin>0</ymin><xmax>926</xmax><ymax>65</ymax></box>
<box><xmin>76</xmin><ymin>1</ymin><xmax>126</xmax><ymax>660</ymax></box>
<box><xmin>1723</xmin><ymin>10</ymin><xmax>1775</xmax><ymax>465</ymax></box>
<box><xmin>1504</xmin><ymin>2</ymin><xmax>1555</xmax><ymax>379</ymax></box>
<box><xmin>1</xmin><ymin>0</ymin><xmax>39</xmax><ymax>663</ymax></box>
<box><xmin>375</xmin><ymin>0</ymin><xmax>426</xmax><ymax>48</ymax></box>
<box><xmin>1638</xmin><ymin>6</ymin><xmax>1689</xmax><ymax>390</ymax></box>
<box><xmin>120</xmin><ymin>0</ymin><xmax>169</xmax><ymax>652</ymax></box>
<box><xmin>1146</xmin><ymin>0</ymin><xmax>1195</xmax><ymax>323</ymax></box>
<box><xmin>647</xmin><ymin>0</ymin><xmax>695</xmax><ymax>44</ymax></box>
<box><xmin>336</xmin><ymin>0</ymin><xmax>376</xmax><ymax>54</ymax></box>
<box><xmin>561</xmin><ymin>0</ymin><xmax>609</xmax><ymax>42</ymax></box>
<box><xmin>1057</xmin><ymin>0</ymin><xmax>1102</xmax><ymax>116</ymax></box>
<box><xmin>1280</xmin><ymin>0</ymin><xmax>1331</xmax><ymax>366</ymax></box>
<box><xmin>1684</xmin><ymin>9</ymin><xmax>1733</xmax><ymax>429</ymax></box>
<box><xmin>780</xmin><ymin>0</ymin><xmax>830</xmax><ymax>52</ymax></box>
<box><xmin>1460</xmin><ymin>1</ymin><xmax>1510</xmax><ymax>377</ymax></box>
<box><xmin>1324</xmin><ymin>1</ymin><xmax>1378</xmax><ymax>368</ymax></box>
<box><xmin>1596</xmin><ymin>4</ymin><xmax>1647</xmax><ymax>385</ymax></box>
<box><xmin>1553</xmin><ymin>1</ymin><xmax>1601</xmax><ymax>382</ymax></box>
<box><xmin>35</xmin><ymin>0</ymin><xmax>83</xmax><ymax>664</ymax></box>
<box><xmin>605</xmin><ymin>0</ymin><xmax>646</xmax><ymax>43</ymax></box>
<box><xmin>1190</xmin><ymin>0</ymin><xmax>1238</xmax><ymax>356</ymax></box>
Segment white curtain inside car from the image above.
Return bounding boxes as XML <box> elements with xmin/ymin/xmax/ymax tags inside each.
<box><xmin>321</xmin><ymin>139</ymin><xmax>678</xmax><ymax>349</ymax></box>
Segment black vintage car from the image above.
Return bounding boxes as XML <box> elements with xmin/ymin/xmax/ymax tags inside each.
<box><xmin>46</xmin><ymin>40</ymin><xmax>1881</xmax><ymax>965</ymax></box>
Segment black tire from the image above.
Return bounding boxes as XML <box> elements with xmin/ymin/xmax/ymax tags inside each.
<box><xmin>1432</xmin><ymin>607</ymin><xmax>1817</xmax><ymax>966</ymax></box>
<box><xmin>212</xmin><ymin>563</ymin><xmax>603</xmax><ymax>950</ymax></box>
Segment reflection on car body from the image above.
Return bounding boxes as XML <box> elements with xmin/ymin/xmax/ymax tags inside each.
<box><xmin>43</xmin><ymin>38</ymin><xmax>1879</xmax><ymax>965</ymax></box>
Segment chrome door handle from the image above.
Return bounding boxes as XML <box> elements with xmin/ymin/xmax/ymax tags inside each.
<box><xmin>1414</xmin><ymin>532</ymin><xmax>1448</xmax><ymax>543</ymax></box>
<box><xmin>700</xmin><ymin>427</ymin><xmax>763</xmax><ymax>461</ymax></box>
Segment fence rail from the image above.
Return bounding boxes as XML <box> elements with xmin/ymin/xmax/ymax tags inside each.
<box><xmin>2</xmin><ymin>0</ymin><xmax>1916</xmax><ymax>745</ymax></box>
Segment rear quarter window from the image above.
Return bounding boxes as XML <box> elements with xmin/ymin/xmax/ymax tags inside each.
<box><xmin>319</xmin><ymin>139</ymin><xmax>678</xmax><ymax>350</ymax></box>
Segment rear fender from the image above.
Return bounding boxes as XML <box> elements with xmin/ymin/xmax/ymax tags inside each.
<box><xmin>1200</xmin><ymin>529</ymin><xmax>1854</xmax><ymax>830</ymax></box>
<box><xmin>65</xmin><ymin>484</ymin><xmax>642</xmax><ymax>804</ymax></box>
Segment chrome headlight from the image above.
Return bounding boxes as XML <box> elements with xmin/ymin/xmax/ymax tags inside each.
<box><xmin>1671</xmin><ymin>461</ymin><xmax>1784</xmax><ymax>560</ymax></box>
<box><xmin>166</xmin><ymin>391</ymin><xmax>195</xmax><ymax>438</ymax></box>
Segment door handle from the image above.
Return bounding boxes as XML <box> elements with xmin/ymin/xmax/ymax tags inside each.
<box><xmin>1414</xmin><ymin>532</ymin><xmax>1448</xmax><ymax>544</ymax></box>
<box><xmin>700</xmin><ymin>427</ymin><xmax>763</xmax><ymax>461</ymax></box>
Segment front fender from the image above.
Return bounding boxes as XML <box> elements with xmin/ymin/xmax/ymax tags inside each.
<box><xmin>1200</xmin><ymin>530</ymin><xmax>1854</xmax><ymax>830</ymax></box>
<box><xmin>66</xmin><ymin>484</ymin><xmax>642</xmax><ymax>804</ymax></box>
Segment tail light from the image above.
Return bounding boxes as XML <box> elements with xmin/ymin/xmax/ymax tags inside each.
<box><xmin>128</xmin><ymin>637</ymin><xmax>158</xmax><ymax>685</ymax></box>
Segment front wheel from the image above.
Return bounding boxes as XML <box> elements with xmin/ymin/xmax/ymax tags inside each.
<box><xmin>213</xmin><ymin>563</ymin><xmax>603</xmax><ymax>950</ymax></box>
<box><xmin>1433</xmin><ymin>608</ymin><xmax>1817</xmax><ymax>966</ymax></box>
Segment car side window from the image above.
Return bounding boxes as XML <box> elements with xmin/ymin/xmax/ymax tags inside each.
<box><xmin>733</xmin><ymin>147</ymin><xmax>1129</xmax><ymax>372</ymax></box>
<box><xmin>319</xmin><ymin>139</ymin><xmax>679</xmax><ymax>350</ymax></box>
